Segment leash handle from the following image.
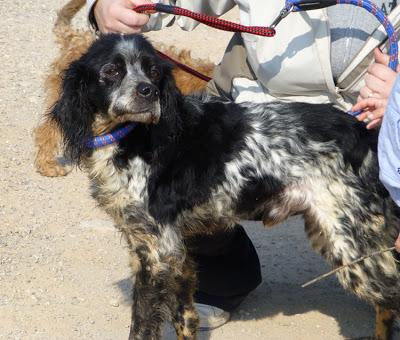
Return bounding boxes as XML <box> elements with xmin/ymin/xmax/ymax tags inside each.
<box><xmin>287</xmin><ymin>0</ymin><xmax>337</xmax><ymax>11</ymax></box>
<box><xmin>134</xmin><ymin>3</ymin><xmax>276</xmax><ymax>37</ymax></box>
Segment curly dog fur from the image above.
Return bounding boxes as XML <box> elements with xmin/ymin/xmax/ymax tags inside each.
<box><xmin>33</xmin><ymin>0</ymin><xmax>214</xmax><ymax>177</ymax></box>
<box><xmin>50</xmin><ymin>33</ymin><xmax>400</xmax><ymax>339</ymax></box>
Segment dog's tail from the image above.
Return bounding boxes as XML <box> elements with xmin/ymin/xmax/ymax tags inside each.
<box><xmin>53</xmin><ymin>0</ymin><xmax>86</xmax><ymax>42</ymax></box>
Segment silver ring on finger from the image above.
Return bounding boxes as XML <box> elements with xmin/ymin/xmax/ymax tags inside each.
<box><xmin>368</xmin><ymin>92</ymin><xmax>376</xmax><ymax>98</ymax></box>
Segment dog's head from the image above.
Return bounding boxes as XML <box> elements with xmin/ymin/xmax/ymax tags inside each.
<box><xmin>51</xmin><ymin>34</ymin><xmax>179</xmax><ymax>161</ymax></box>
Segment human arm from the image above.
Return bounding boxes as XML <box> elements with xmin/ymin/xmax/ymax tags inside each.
<box><xmin>87</xmin><ymin>0</ymin><xmax>236</xmax><ymax>33</ymax></box>
<box><xmin>374</xmin><ymin>75</ymin><xmax>400</xmax><ymax>251</ymax></box>
<box><xmin>356</xmin><ymin>75</ymin><xmax>400</xmax><ymax>252</ymax></box>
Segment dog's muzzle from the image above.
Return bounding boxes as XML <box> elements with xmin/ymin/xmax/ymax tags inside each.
<box><xmin>110</xmin><ymin>83</ymin><xmax>161</xmax><ymax>124</ymax></box>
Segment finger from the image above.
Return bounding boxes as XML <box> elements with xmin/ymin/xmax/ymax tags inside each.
<box><xmin>368</xmin><ymin>63</ymin><xmax>396</xmax><ymax>83</ymax></box>
<box><xmin>365</xmin><ymin>73</ymin><xmax>387</xmax><ymax>95</ymax></box>
<box><xmin>354</xmin><ymin>98</ymin><xmax>387</xmax><ymax>112</ymax></box>
<box><xmin>365</xmin><ymin>107</ymin><xmax>386</xmax><ymax>129</ymax></box>
<box><xmin>366</xmin><ymin>118</ymin><xmax>383</xmax><ymax>130</ymax></box>
<box><xmin>118</xmin><ymin>8</ymin><xmax>150</xmax><ymax>28</ymax></box>
<box><xmin>372</xmin><ymin>107</ymin><xmax>385</xmax><ymax>119</ymax></box>
<box><xmin>356</xmin><ymin>111</ymin><xmax>370</xmax><ymax>121</ymax></box>
<box><xmin>359</xmin><ymin>86</ymin><xmax>380</xmax><ymax>100</ymax></box>
<box><xmin>374</xmin><ymin>48</ymin><xmax>390</xmax><ymax>65</ymax></box>
<box><xmin>352</xmin><ymin>98</ymin><xmax>378</xmax><ymax>112</ymax></box>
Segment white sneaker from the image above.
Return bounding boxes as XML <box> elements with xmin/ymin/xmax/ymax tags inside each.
<box><xmin>195</xmin><ymin>303</ymin><xmax>231</xmax><ymax>331</ymax></box>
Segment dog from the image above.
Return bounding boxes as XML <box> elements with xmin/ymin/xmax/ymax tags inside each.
<box><xmin>33</xmin><ymin>0</ymin><xmax>214</xmax><ymax>177</ymax></box>
<box><xmin>49</xmin><ymin>33</ymin><xmax>400</xmax><ymax>339</ymax></box>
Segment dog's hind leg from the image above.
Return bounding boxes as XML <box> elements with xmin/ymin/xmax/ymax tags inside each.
<box><xmin>375</xmin><ymin>305</ymin><xmax>395</xmax><ymax>340</ymax></box>
<box><xmin>303</xmin><ymin>175</ymin><xmax>400</xmax><ymax>324</ymax></box>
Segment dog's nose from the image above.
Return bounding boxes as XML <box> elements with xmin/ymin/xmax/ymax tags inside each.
<box><xmin>136</xmin><ymin>82</ymin><xmax>159</xmax><ymax>99</ymax></box>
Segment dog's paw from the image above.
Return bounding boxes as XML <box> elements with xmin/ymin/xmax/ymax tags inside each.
<box><xmin>35</xmin><ymin>160</ymin><xmax>71</xmax><ymax>177</ymax></box>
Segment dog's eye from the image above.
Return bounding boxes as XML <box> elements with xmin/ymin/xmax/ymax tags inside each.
<box><xmin>100</xmin><ymin>63</ymin><xmax>120</xmax><ymax>80</ymax></box>
<box><xmin>150</xmin><ymin>65</ymin><xmax>160</xmax><ymax>80</ymax></box>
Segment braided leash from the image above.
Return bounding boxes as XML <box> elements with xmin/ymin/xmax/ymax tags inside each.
<box><xmin>156</xmin><ymin>50</ymin><xmax>212</xmax><ymax>82</ymax></box>
<box><xmin>134</xmin><ymin>3</ymin><xmax>276</xmax><ymax>37</ymax></box>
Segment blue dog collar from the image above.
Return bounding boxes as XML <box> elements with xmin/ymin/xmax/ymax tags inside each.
<box><xmin>86</xmin><ymin>123</ymin><xmax>136</xmax><ymax>149</ymax></box>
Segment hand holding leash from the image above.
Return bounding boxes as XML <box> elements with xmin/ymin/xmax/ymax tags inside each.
<box><xmin>352</xmin><ymin>49</ymin><xmax>398</xmax><ymax>129</ymax></box>
<box><xmin>94</xmin><ymin>0</ymin><xmax>151</xmax><ymax>34</ymax></box>
<box><xmin>358</xmin><ymin>48</ymin><xmax>399</xmax><ymax>102</ymax></box>
<box><xmin>351</xmin><ymin>97</ymin><xmax>387</xmax><ymax>129</ymax></box>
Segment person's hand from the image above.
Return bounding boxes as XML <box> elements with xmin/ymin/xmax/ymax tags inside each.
<box><xmin>354</xmin><ymin>48</ymin><xmax>399</xmax><ymax>129</ymax></box>
<box><xmin>94</xmin><ymin>0</ymin><xmax>152</xmax><ymax>34</ymax></box>
<box><xmin>351</xmin><ymin>97</ymin><xmax>387</xmax><ymax>129</ymax></box>
<box><xmin>395</xmin><ymin>232</ymin><xmax>400</xmax><ymax>252</ymax></box>
<box><xmin>358</xmin><ymin>48</ymin><xmax>399</xmax><ymax>102</ymax></box>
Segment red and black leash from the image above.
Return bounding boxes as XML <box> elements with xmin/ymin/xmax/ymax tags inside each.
<box><xmin>134</xmin><ymin>3</ymin><xmax>276</xmax><ymax>37</ymax></box>
<box><xmin>156</xmin><ymin>50</ymin><xmax>212</xmax><ymax>82</ymax></box>
<box><xmin>133</xmin><ymin>3</ymin><xmax>277</xmax><ymax>82</ymax></box>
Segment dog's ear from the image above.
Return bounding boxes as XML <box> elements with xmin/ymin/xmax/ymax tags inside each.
<box><xmin>51</xmin><ymin>60</ymin><xmax>95</xmax><ymax>163</ymax></box>
<box><xmin>159</xmin><ymin>60</ymin><xmax>182</xmax><ymax>115</ymax></box>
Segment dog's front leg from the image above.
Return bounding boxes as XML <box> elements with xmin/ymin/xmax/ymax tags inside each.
<box><xmin>125</xmin><ymin>223</ymin><xmax>196</xmax><ymax>340</ymax></box>
<box><xmin>172</xmin><ymin>255</ymin><xmax>199</xmax><ymax>340</ymax></box>
<box><xmin>34</xmin><ymin>118</ymin><xmax>70</xmax><ymax>177</ymax></box>
<box><xmin>129</xmin><ymin>249</ymin><xmax>171</xmax><ymax>340</ymax></box>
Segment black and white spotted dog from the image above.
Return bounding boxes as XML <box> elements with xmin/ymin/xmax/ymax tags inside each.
<box><xmin>51</xmin><ymin>34</ymin><xmax>400</xmax><ymax>339</ymax></box>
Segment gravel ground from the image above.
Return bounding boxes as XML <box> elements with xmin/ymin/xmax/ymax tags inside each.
<box><xmin>0</xmin><ymin>1</ymin><xmax>374</xmax><ymax>339</ymax></box>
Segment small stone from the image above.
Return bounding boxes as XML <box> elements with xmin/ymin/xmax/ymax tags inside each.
<box><xmin>71</xmin><ymin>296</ymin><xmax>80</xmax><ymax>305</ymax></box>
<box><xmin>109</xmin><ymin>299</ymin><xmax>119</xmax><ymax>307</ymax></box>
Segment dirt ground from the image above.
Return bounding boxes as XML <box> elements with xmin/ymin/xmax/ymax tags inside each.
<box><xmin>0</xmin><ymin>1</ymin><xmax>377</xmax><ymax>339</ymax></box>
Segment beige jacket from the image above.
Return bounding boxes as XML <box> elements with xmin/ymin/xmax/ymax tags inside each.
<box><xmin>87</xmin><ymin>0</ymin><xmax>400</xmax><ymax>110</ymax></box>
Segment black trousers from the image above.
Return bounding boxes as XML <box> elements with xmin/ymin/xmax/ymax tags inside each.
<box><xmin>186</xmin><ymin>225</ymin><xmax>262</xmax><ymax>312</ymax></box>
